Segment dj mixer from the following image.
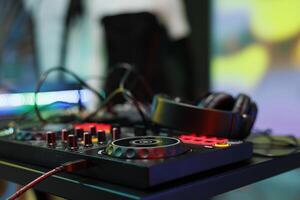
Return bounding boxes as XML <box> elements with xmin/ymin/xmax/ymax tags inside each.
<box><xmin>0</xmin><ymin>123</ymin><xmax>252</xmax><ymax>189</ymax></box>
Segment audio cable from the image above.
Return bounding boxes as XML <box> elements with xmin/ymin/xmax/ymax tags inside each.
<box><xmin>34</xmin><ymin>67</ymin><xmax>106</xmax><ymax>124</ymax></box>
<box><xmin>85</xmin><ymin>63</ymin><xmax>151</xmax><ymax>128</ymax></box>
<box><xmin>8</xmin><ymin>159</ymin><xmax>89</xmax><ymax>200</ymax></box>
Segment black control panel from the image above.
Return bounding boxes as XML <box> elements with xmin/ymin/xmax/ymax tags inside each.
<box><xmin>0</xmin><ymin>123</ymin><xmax>252</xmax><ymax>188</ymax></box>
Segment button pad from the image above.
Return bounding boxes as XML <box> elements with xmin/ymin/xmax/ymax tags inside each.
<box><xmin>179</xmin><ymin>134</ymin><xmax>229</xmax><ymax>147</ymax></box>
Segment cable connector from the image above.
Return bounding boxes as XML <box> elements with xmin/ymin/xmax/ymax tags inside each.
<box><xmin>62</xmin><ymin>159</ymin><xmax>90</xmax><ymax>172</ymax></box>
<box><xmin>8</xmin><ymin>159</ymin><xmax>90</xmax><ymax>200</ymax></box>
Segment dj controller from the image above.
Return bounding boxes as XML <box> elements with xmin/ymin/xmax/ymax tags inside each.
<box><xmin>0</xmin><ymin>122</ymin><xmax>252</xmax><ymax>189</ymax></box>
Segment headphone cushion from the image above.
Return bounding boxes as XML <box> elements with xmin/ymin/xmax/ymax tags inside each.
<box><xmin>232</xmin><ymin>94</ymin><xmax>251</xmax><ymax>114</ymax></box>
<box><xmin>246</xmin><ymin>102</ymin><xmax>258</xmax><ymax>130</ymax></box>
<box><xmin>199</xmin><ymin>92</ymin><xmax>235</xmax><ymax>111</ymax></box>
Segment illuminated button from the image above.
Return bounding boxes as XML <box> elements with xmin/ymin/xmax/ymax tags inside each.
<box><xmin>126</xmin><ymin>149</ymin><xmax>136</xmax><ymax>158</ymax></box>
<box><xmin>179</xmin><ymin>134</ymin><xmax>229</xmax><ymax>146</ymax></box>
<box><xmin>138</xmin><ymin>149</ymin><xmax>149</xmax><ymax>159</ymax></box>
<box><xmin>106</xmin><ymin>145</ymin><xmax>113</xmax><ymax>155</ymax></box>
<box><xmin>214</xmin><ymin>143</ymin><xmax>230</xmax><ymax>148</ymax></box>
<box><xmin>152</xmin><ymin>148</ymin><xmax>164</xmax><ymax>158</ymax></box>
<box><xmin>114</xmin><ymin>147</ymin><xmax>123</xmax><ymax>157</ymax></box>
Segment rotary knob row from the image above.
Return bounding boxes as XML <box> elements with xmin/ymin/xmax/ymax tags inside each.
<box><xmin>46</xmin><ymin>129</ymin><xmax>107</xmax><ymax>150</ymax></box>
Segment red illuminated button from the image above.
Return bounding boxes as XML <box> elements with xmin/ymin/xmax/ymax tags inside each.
<box><xmin>74</xmin><ymin>123</ymin><xmax>111</xmax><ymax>134</ymax></box>
<box><xmin>179</xmin><ymin>134</ymin><xmax>228</xmax><ymax>146</ymax></box>
<box><xmin>214</xmin><ymin>143</ymin><xmax>230</xmax><ymax>148</ymax></box>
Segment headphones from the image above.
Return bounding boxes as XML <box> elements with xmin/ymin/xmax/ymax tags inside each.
<box><xmin>151</xmin><ymin>92</ymin><xmax>257</xmax><ymax>140</ymax></box>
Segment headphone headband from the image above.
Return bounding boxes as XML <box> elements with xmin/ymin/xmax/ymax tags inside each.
<box><xmin>151</xmin><ymin>95</ymin><xmax>256</xmax><ymax>139</ymax></box>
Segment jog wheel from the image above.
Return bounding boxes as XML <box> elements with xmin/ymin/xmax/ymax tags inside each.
<box><xmin>104</xmin><ymin>136</ymin><xmax>189</xmax><ymax>159</ymax></box>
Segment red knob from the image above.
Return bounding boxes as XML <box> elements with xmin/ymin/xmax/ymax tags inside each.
<box><xmin>90</xmin><ymin>126</ymin><xmax>97</xmax><ymax>136</ymax></box>
<box><xmin>83</xmin><ymin>132</ymin><xmax>93</xmax><ymax>147</ymax></box>
<box><xmin>75</xmin><ymin>128</ymin><xmax>84</xmax><ymax>139</ymax></box>
<box><xmin>68</xmin><ymin>134</ymin><xmax>78</xmax><ymax>150</ymax></box>
<box><xmin>112</xmin><ymin>127</ymin><xmax>121</xmax><ymax>141</ymax></box>
<box><xmin>97</xmin><ymin>130</ymin><xmax>106</xmax><ymax>143</ymax></box>
<box><xmin>46</xmin><ymin>131</ymin><xmax>56</xmax><ymax>147</ymax></box>
<box><xmin>61</xmin><ymin>129</ymin><xmax>69</xmax><ymax>143</ymax></box>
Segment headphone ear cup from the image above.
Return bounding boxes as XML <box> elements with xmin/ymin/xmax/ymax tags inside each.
<box><xmin>232</xmin><ymin>94</ymin><xmax>251</xmax><ymax>114</ymax></box>
<box><xmin>246</xmin><ymin>102</ymin><xmax>258</xmax><ymax>131</ymax></box>
<box><xmin>238</xmin><ymin>102</ymin><xmax>258</xmax><ymax>139</ymax></box>
<box><xmin>194</xmin><ymin>92</ymin><xmax>211</xmax><ymax>105</ymax></box>
<box><xmin>199</xmin><ymin>92</ymin><xmax>235</xmax><ymax>111</ymax></box>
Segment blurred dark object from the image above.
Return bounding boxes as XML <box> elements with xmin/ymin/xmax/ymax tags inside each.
<box><xmin>185</xmin><ymin>0</ymin><xmax>210</xmax><ymax>99</ymax></box>
<box><xmin>60</xmin><ymin>0</ymin><xmax>83</xmax><ymax>68</ymax></box>
<box><xmin>0</xmin><ymin>0</ymin><xmax>38</xmax><ymax>92</ymax></box>
<box><xmin>0</xmin><ymin>180</ymin><xmax>8</xmax><ymax>197</ymax></box>
<box><xmin>101</xmin><ymin>12</ymin><xmax>197</xmax><ymax>101</ymax></box>
<box><xmin>102</xmin><ymin>12</ymin><xmax>166</xmax><ymax>101</ymax></box>
<box><xmin>34</xmin><ymin>190</ymin><xmax>51</xmax><ymax>200</ymax></box>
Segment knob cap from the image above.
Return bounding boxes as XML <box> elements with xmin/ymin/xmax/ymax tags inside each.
<box><xmin>68</xmin><ymin>134</ymin><xmax>78</xmax><ymax>150</ymax></box>
<box><xmin>112</xmin><ymin>127</ymin><xmax>121</xmax><ymax>141</ymax></box>
<box><xmin>97</xmin><ymin>130</ymin><xmax>106</xmax><ymax>144</ymax></box>
<box><xmin>46</xmin><ymin>131</ymin><xmax>56</xmax><ymax>147</ymax></box>
<box><xmin>90</xmin><ymin>126</ymin><xmax>97</xmax><ymax>136</ymax></box>
<box><xmin>61</xmin><ymin>129</ymin><xmax>69</xmax><ymax>143</ymax></box>
<box><xmin>83</xmin><ymin>132</ymin><xmax>93</xmax><ymax>147</ymax></box>
<box><xmin>75</xmin><ymin>128</ymin><xmax>84</xmax><ymax>139</ymax></box>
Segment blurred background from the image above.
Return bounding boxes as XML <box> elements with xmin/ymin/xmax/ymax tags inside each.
<box><xmin>1</xmin><ymin>0</ymin><xmax>300</xmax><ymax>199</ymax></box>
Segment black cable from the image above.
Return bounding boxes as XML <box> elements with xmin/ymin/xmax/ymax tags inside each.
<box><xmin>119</xmin><ymin>65</ymin><xmax>132</xmax><ymax>90</ymax></box>
<box><xmin>118</xmin><ymin>65</ymin><xmax>151</xmax><ymax>128</ymax></box>
<box><xmin>121</xmin><ymin>89</ymin><xmax>149</xmax><ymax>128</ymax></box>
<box><xmin>85</xmin><ymin>63</ymin><xmax>151</xmax><ymax>128</ymax></box>
<box><xmin>34</xmin><ymin>67</ymin><xmax>105</xmax><ymax>124</ymax></box>
<box><xmin>84</xmin><ymin>87</ymin><xmax>149</xmax><ymax>127</ymax></box>
<box><xmin>33</xmin><ymin>65</ymin><xmax>151</xmax><ymax>125</ymax></box>
<box><xmin>106</xmin><ymin>63</ymin><xmax>154</xmax><ymax>100</ymax></box>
